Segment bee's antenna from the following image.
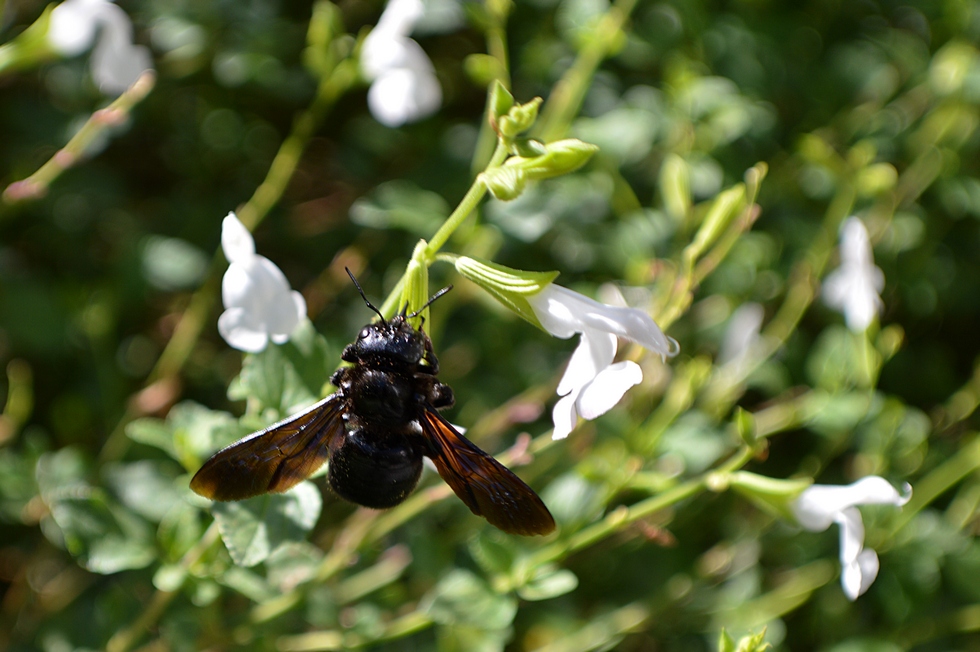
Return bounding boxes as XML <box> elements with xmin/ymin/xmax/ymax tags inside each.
<box><xmin>346</xmin><ymin>267</ymin><xmax>385</xmax><ymax>323</ymax></box>
<box><xmin>406</xmin><ymin>285</ymin><xmax>453</xmax><ymax>319</ymax></box>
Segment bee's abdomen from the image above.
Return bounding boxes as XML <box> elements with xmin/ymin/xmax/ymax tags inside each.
<box><xmin>328</xmin><ymin>429</ymin><xmax>423</xmax><ymax>508</ymax></box>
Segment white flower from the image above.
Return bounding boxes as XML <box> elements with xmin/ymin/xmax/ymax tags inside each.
<box><xmin>48</xmin><ymin>0</ymin><xmax>153</xmax><ymax>95</ymax></box>
<box><xmin>527</xmin><ymin>284</ymin><xmax>679</xmax><ymax>440</ymax></box>
<box><xmin>791</xmin><ymin>476</ymin><xmax>911</xmax><ymax>600</ymax></box>
<box><xmin>717</xmin><ymin>302</ymin><xmax>764</xmax><ymax>367</ymax></box>
<box><xmin>218</xmin><ymin>213</ymin><xmax>307</xmax><ymax>353</ymax></box>
<box><xmin>823</xmin><ymin>217</ymin><xmax>884</xmax><ymax>332</ymax></box>
<box><xmin>361</xmin><ymin>0</ymin><xmax>441</xmax><ymax>127</ymax></box>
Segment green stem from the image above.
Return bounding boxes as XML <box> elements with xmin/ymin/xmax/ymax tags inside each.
<box><xmin>889</xmin><ymin>435</ymin><xmax>980</xmax><ymax>536</ymax></box>
<box><xmin>525</xmin><ymin>445</ymin><xmax>756</xmax><ymax>573</ymax></box>
<box><xmin>427</xmin><ymin>141</ymin><xmax>509</xmax><ymax>257</ymax></box>
<box><xmin>3</xmin><ymin>71</ymin><xmax>157</xmax><ymax>205</ymax></box>
<box><xmin>378</xmin><ymin>140</ymin><xmax>510</xmax><ymax>317</ymax></box>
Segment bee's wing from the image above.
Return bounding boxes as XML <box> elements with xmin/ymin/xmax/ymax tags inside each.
<box><xmin>421</xmin><ymin>408</ymin><xmax>555</xmax><ymax>536</ymax></box>
<box><xmin>190</xmin><ymin>395</ymin><xmax>345</xmax><ymax>501</ymax></box>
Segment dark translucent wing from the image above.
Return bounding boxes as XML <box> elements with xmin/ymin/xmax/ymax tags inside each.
<box><xmin>190</xmin><ymin>395</ymin><xmax>345</xmax><ymax>501</ymax></box>
<box><xmin>421</xmin><ymin>409</ymin><xmax>555</xmax><ymax>536</ymax></box>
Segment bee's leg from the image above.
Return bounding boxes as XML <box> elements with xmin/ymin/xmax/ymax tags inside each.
<box><xmin>429</xmin><ymin>382</ymin><xmax>454</xmax><ymax>409</ymax></box>
<box><xmin>419</xmin><ymin>334</ymin><xmax>440</xmax><ymax>375</ymax></box>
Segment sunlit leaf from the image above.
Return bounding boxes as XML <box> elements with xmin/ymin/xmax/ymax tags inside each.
<box><xmin>211</xmin><ymin>481</ymin><xmax>322</xmax><ymax>567</ymax></box>
<box><xmin>45</xmin><ymin>486</ymin><xmax>155</xmax><ymax>574</ymax></box>
<box><xmin>517</xmin><ymin>566</ymin><xmax>578</xmax><ymax>601</ymax></box>
<box><xmin>423</xmin><ymin>569</ymin><xmax>517</xmax><ymax>631</ymax></box>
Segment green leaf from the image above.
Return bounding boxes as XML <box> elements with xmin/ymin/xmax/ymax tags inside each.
<box><xmin>141</xmin><ymin>235</ymin><xmax>209</xmax><ymax>291</ymax></box>
<box><xmin>220</xmin><ymin>566</ymin><xmax>276</xmax><ymax>603</ymax></box>
<box><xmin>468</xmin><ymin>530</ymin><xmax>517</xmax><ymax>574</ymax></box>
<box><xmin>517</xmin><ymin>566</ymin><xmax>578</xmax><ymax>601</ymax></box>
<box><xmin>45</xmin><ymin>486</ymin><xmax>155</xmax><ymax>574</ymax></box>
<box><xmin>158</xmin><ymin>500</ymin><xmax>205</xmax><ymax>560</ymax></box>
<box><xmin>265</xmin><ymin>541</ymin><xmax>323</xmax><ymax>592</ymax></box>
<box><xmin>805</xmin><ymin>326</ymin><xmax>869</xmax><ymax>392</ymax></box>
<box><xmin>153</xmin><ymin>563</ymin><xmax>188</xmax><ymax>592</ymax></box>
<box><xmin>801</xmin><ymin>390</ymin><xmax>874</xmax><ymax>437</ymax></box>
<box><xmin>436</xmin><ymin>625</ymin><xmax>511</xmax><ymax>652</ymax></box>
<box><xmin>349</xmin><ymin>180</ymin><xmax>450</xmax><ymax>237</ymax></box>
<box><xmin>228</xmin><ymin>320</ymin><xmax>334</xmax><ymax>417</ymax></box>
<box><xmin>126</xmin><ymin>417</ymin><xmax>179</xmax><ymax>460</ymax></box>
<box><xmin>540</xmin><ymin>472</ymin><xmax>605</xmax><ymax>528</ymax></box>
<box><xmin>211</xmin><ymin>481</ymin><xmax>322</xmax><ymax>567</ymax></box>
<box><xmin>35</xmin><ymin>447</ymin><xmax>90</xmax><ymax>496</ymax></box>
<box><xmin>719</xmin><ymin>629</ymin><xmax>736</xmax><ymax>652</ymax></box>
<box><xmin>103</xmin><ymin>460</ymin><xmax>182</xmax><ymax>522</ymax></box>
<box><xmin>168</xmin><ymin>401</ymin><xmax>247</xmax><ymax>470</ymax></box>
<box><xmin>423</xmin><ymin>569</ymin><xmax>517</xmax><ymax>630</ymax></box>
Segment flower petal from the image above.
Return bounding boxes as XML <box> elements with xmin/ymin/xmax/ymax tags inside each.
<box><xmin>92</xmin><ymin>36</ymin><xmax>152</xmax><ymax>94</ymax></box>
<box><xmin>823</xmin><ymin>217</ymin><xmax>885</xmax><ymax>332</ymax></box>
<box><xmin>367</xmin><ymin>66</ymin><xmax>441</xmax><ymax>127</ymax></box>
<box><xmin>374</xmin><ymin>0</ymin><xmax>424</xmax><ymax>36</ymax></box>
<box><xmin>264</xmin><ymin>289</ymin><xmax>307</xmax><ymax>340</ymax></box>
<box><xmin>218</xmin><ymin>307</ymin><xmax>269</xmax><ymax>353</ymax></box>
<box><xmin>834</xmin><ymin>506</ymin><xmax>866</xmax><ymax>566</ymax></box>
<box><xmin>526</xmin><ymin>285</ymin><xmax>580</xmax><ymax>339</ymax></box>
<box><xmin>841</xmin><ymin>549</ymin><xmax>879</xmax><ymax>600</ymax></box>
<box><xmin>551</xmin><ymin>392</ymin><xmax>579</xmax><ymax>440</ymax></box>
<box><xmin>89</xmin><ymin>3</ymin><xmax>153</xmax><ymax>94</ymax></box>
<box><xmin>556</xmin><ymin>329</ymin><xmax>616</xmax><ymax>396</ymax></box>
<box><xmin>48</xmin><ymin>0</ymin><xmax>103</xmax><ymax>56</ymax></box>
<box><xmin>529</xmin><ymin>285</ymin><xmax>677</xmax><ymax>357</ymax></box>
<box><xmin>217</xmin><ymin>212</ymin><xmax>305</xmax><ymax>353</ymax></box>
<box><xmin>718</xmin><ymin>302</ymin><xmax>764</xmax><ymax>365</ymax></box>
<box><xmin>791</xmin><ymin>477</ymin><xmax>909</xmax><ymax>532</ymax></box>
<box><xmin>575</xmin><ymin>361</ymin><xmax>643</xmax><ymax>420</ymax></box>
<box><xmin>221</xmin><ymin>213</ymin><xmax>255</xmax><ymax>263</ymax></box>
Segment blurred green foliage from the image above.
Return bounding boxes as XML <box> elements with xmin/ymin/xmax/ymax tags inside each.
<box><xmin>3</xmin><ymin>0</ymin><xmax>980</xmax><ymax>651</ymax></box>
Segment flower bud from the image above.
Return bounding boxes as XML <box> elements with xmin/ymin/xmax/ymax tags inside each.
<box><xmin>510</xmin><ymin>138</ymin><xmax>547</xmax><ymax>158</ymax></box>
<box><xmin>496</xmin><ymin>97</ymin><xmax>543</xmax><ymax>139</ymax></box>
<box><xmin>487</xmin><ymin>79</ymin><xmax>515</xmax><ymax>123</ymax></box>
<box><xmin>503</xmin><ymin>138</ymin><xmax>598</xmax><ymax>180</ymax></box>
<box><xmin>481</xmin><ymin>167</ymin><xmax>527</xmax><ymax>201</ymax></box>
<box><xmin>660</xmin><ymin>153</ymin><xmax>691</xmax><ymax>222</ymax></box>
<box><xmin>685</xmin><ymin>184</ymin><xmax>745</xmax><ymax>262</ymax></box>
<box><xmin>733</xmin><ymin>406</ymin><xmax>756</xmax><ymax>447</ymax></box>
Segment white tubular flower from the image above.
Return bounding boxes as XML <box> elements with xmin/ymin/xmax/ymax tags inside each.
<box><xmin>218</xmin><ymin>213</ymin><xmax>307</xmax><ymax>353</ymax></box>
<box><xmin>527</xmin><ymin>284</ymin><xmax>679</xmax><ymax>440</ymax></box>
<box><xmin>823</xmin><ymin>217</ymin><xmax>884</xmax><ymax>332</ymax></box>
<box><xmin>717</xmin><ymin>302</ymin><xmax>764</xmax><ymax>366</ymax></box>
<box><xmin>361</xmin><ymin>0</ymin><xmax>441</xmax><ymax>127</ymax></box>
<box><xmin>48</xmin><ymin>0</ymin><xmax>153</xmax><ymax>95</ymax></box>
<box><xmin>791</xmin><ymin>476</ymin><xmax>911</xmax><ymax>600</ymax></box>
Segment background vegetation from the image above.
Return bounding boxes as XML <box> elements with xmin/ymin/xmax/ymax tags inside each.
<box><xmin>2</xmin><ymin>0</ymin><xmax>980</xmax><ymax>650</ymax></box>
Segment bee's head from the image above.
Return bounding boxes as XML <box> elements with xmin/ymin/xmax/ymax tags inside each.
<box><xmin>351</xmin><ymin>317</ymin><xmax>426</xmax><ymax>365</ymax></box>
<box><xmin>343</xmin><ymin>267</ymin><xmax>450</xmax><ymax>366</ymax></box>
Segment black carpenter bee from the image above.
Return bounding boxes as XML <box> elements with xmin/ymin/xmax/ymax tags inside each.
<box><xmin>190</xmin><ymin>272</ymin><xmax>555</xmax><ymax>536</ymax></box>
